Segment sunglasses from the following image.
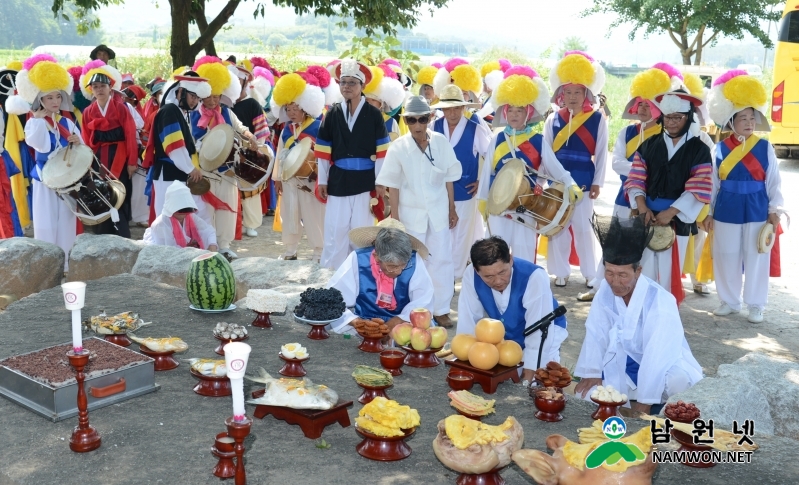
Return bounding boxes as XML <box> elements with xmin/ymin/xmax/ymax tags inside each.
<box><xmin>405</xmin><ymin>115</ymin><xmax>430</xmax><ymax>125</ymax></box>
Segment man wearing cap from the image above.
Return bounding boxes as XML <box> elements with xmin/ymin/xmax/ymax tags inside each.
<box><xmin>143</xmin><ymin>180</ymin><xmax>218</xmax><ymax>251</ymax></box>
<box><xmin>624</xmin><ymin>89</ymin><xmax>712</xmax><ymax>303</ymax></box>
<box><xmin>327</xmin><ymin>218</ymin><xmax>435</xmax><ymax>336</ymax></box>
<box><xmin>574</xmin><ymin>215</ymin><xmax>703</xmax><ymax>414</ymax></box>
<box><xmin>90</xmin><ymin>45</ymin><xmax>116</xmax><ymax>64</ymax></box>
<box><xmin>431</xmin><ymin>84</ymin><xmax>491</xmax><ymax>280</ymax></box>
<box><xmin>144</xmin><ymin>72</ymin><xmax>211</xmax><ymax>222</ymax></box>
<box><xmin>376</xmin><ymin>96</ymin><xmax>462</xmax><ymax>327</ymax></box>
<box><xmin>315</xmin><ymin>60</ymin><xmax>391</xmax><ymax>270</ymax></box>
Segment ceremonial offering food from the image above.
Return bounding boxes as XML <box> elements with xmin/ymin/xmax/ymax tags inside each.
<box><xmin>85</xmin><ymin>311</ymin><xmax>150</xmax><ymax>335</ymax></box>
<box><xmin>213</xmin><ymin>322</ymin><xmax>248</xmax><ymax>339</ymax></box>
<box><xmin>475</xmin><ymin>318</ymin><xmax>505</xmax><ymax>345</ymax></box>
<box><xmin>281</xmin><ymin>343</ymin><xmax>308</xmax><ymax>359</ymax></box>
<box><xmin>590</xmin><ymin>384</ymin><xmax>627</xmax><ymax>403</ymax></box>
<box><xmin>246</xmin><ymin>289</ymin><xmax>287</xmax><ymax>314</ymax></box>
<box><xmin>409</xmin><ymin>308</ymin><xmax>432</xmax><ymax>330</ymax></box>
<box><xmin>391</xmin><ymin>323</ymin><xmax>448</xmax><ymax>351</ymax></box>
<box><xmin>448</xmin><ymin>390</ymin><xmax>495</xmax><ymax>416</ymax></box>
<box><xmin>410</xmin><ymin>327</ymin><xmax>432</xmax><ymax>350</ymax></box>
<box><xmin>535</xmin><ymin>386</ymin><xmax>564</xmax><ymax>400</ymax></box>
<box><xmin>352</xmin><ymin>317</ymin><xmax>390</xmax><ymax>339</ymax></box>
<box><xmin>127</xmin><ymin>333</ymin><xmax>189</xmax><ymax>353</ymax></box>
<box><xmin>355</xmin><ymin>397</ymin><xmax>420</xmax><ymax>437</ymax></box>
<box><xmin>294</xmin><ymin>287</ymin><xmax>346</xmax><ymax>321</ymax></box>
<box><xmin>186</xmin><ymin>252</ymin><xmax>236</xmax><ymax>310</ymax></box>
<box><xmin>454</xmin><ymin>319</ymin><xmax>523</xmax><ymax>369</ymax></box>
<box><xmin>664</xmin><ymin>400</ymin><xmax>700</xmax><ymax>422</ymax></box>
<box><xmin>390</xmin><ymin>322</ymin><xmax>413</xmax><ymax>345</ymax></box>
<box><xmin>186</xmin><ymin>358</ymin><xmax>227</xmax><ymax>377</ymax></box>
<box><xmin>468</xmin><ymin>342</ymin><xmax>500</xmax><ymax>370</ymax></box>
<box><xmin>451</xmin><ymin>334</ymin><xmax>477</xmax><ymax>361</ymax></box>
<box><xmin>432</xmin><ymin>415</ymin><xmax>524</xmax><ymax>475</ymax></box>
<box><xmin>535</xmin><ymin>361</ymin><xmax>572</xmax><ymax>388</ymax></box>
<box><xmin>352</xmin><ymin>365</ymin><xmax>393</xmax><ymax>387</ymax></box>
<box><xmin>246</xmin><ymin>368</ymin><xmax>339</xmax><ymax>410</ymax></box>
<box><xmin>446</xmin><ymin>371</ymin><xmax>474</xmax><ymax>391</ymax></box>
<box><xmin>496</xmin><ymin>340</ymin><xmax>523</xmax><ymax>367</ymax></box>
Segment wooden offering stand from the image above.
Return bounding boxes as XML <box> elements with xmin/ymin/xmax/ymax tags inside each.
<box><xmin>67</xmin><ymin>350</ymin><xmax>102</xmax><ymax>452</ymax></box>
<box><xmin>357</xmin><ymin>382</ymin><xmax>392</xmax><ymax>404</ymax></box>
<box><xmin>225</xmin><ymin>416</ymin><xmax>252</xmax><ymax>485</ymax></box>
<box><xmin>278</xmin><ymin>353</ymin><xmax>309</xmax><ymax>377</ymax></box>
<box><xmin>379</xmin><ymin>349</ymin><xmax>406</xmax><ymax>376</ymax></box>
<box><xmin>401</xmin><ymin>345</ymin><xmax>443</xmax><ymax>368</ymax></box>
<box><xmin>139</xmin><ymin>345</ymin><xmax>180</xmax><ymax>371</ymax></box>
<box><xmin>357</xmin><ymin>335</ymin><xmax>385</xmax><ymax>353</ymax></box>
<box><xmin>104</xmin><ymin>334</ymin><xmax>132</xmax><ymax>347</ymax></box>
<box><xmin>445</xmin><ymin>359</ymin><xmax>522</xmax><ymax>394</ymax></box>
<box><xmin>191</xmin><ymin>368</ymin><xmax>232</xmax><ymax>397</ymax></box>
<box><xmin>456</xmin><ymin>467</ymin><xmax>506</xmax><ymax>485</ymax></box>
<box><xmin>533</xmin><ymin>394</ymin><xmax>566</xmax><ymax>422</ymax></box>
<box><xmin>667</xmin><ymin>411</ymin><xmax>715</xmax><ymax>468</ymax></box>
<box><xmin>211</xmin><ymin>431</ymin><xmax>236</xmax><ymax>478</ymax></box>
<box><xmin>251</xmin><ymin>389</ymin><xmax>353</xmax><ymax>439</ymax></box>
<box><xmin>590</xmin><ymin>397</ymin><xmax>626</xmax><ymax>421</ymax></box>
<box><xmin>355</xmin><ymin>426</ymin><xmax>415</xmax><ymax>461</ymax></box>
<box><xmin>306</xmin><ymin>322</ymin><xmax>330</xmax><ymax>340</ymax></box>
<box><xmin>251</xmin><ymin>311</ymin><xmax>274</xmax><ymax>329</ymax></box>
<box><xmin>214</xmin><ymin>334</ymin><xmax>249</xmax><ymax>356</ymax></box>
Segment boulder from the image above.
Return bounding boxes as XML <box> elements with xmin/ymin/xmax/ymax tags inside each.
<box><xmin>131</xmin><ymin>245</ymin><xmax>209</xmax><ymax>288</ymax></box>
<box><xmin>67</xmin><ymin>234</ymin><xmax>144</xmax><ymax>282</ymax></box>
<box><xmin>231</xmin><ymin>258</ymin><xmax>334</xmax><ymax>300</ymax></box>
<box><xmin>0</xmin><ymin>237</ymin><xmax>64</xmax><ymax>299</ymax></box>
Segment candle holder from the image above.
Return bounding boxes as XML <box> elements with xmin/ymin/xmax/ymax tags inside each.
<box><xmin>225</xmin><ymin>415</ymin><xmax>253</xmax><ymax>485</ymax></box>
<box><xmin>67</xmin><ymin>350</ymin><xmax>101</xmax><ymax>452</ymax></box>
<box><xmin>251</xmin><ymin>311</ymin><xmax>274</xmax><ymax>329</ymax></box>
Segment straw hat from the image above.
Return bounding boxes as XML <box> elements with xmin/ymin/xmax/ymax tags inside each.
<box><xmin>400</xmin><ymin>96</ymin><xmax>433</xmax><ymax>117</ymax></box>
<box><xmin>348</xmin><ymin>218</ymin><xmax>429</xmax><ymax>259</ymax></box>
<box><xmin>199</xmin><ymin>124</ymin><xmax>234</xmax><ymax>171</ymax></box>
<box><xmin>431</xmin><ymin>84</ymin><xmax>479</xmax><ymax>109</ymax></box>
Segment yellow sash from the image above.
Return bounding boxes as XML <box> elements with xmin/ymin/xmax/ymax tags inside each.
<box><xmin>284</xmin><ymin>117</ymin><xmax>314</xmax><ymax>151</ymax></box>
<box><xmin>4</xmin><ymin>115</ymin><xmax>31</xmax><ymax>227</ymax></box>
<box><xmin>696</xmin><ymin>230</ymin><xmax>714</xmax><ymax>283</ymax></box>
<box><xmin>493</xmin><ymin>131</ymin><xmax>535</xmax><ymax>169</ymax></box>
<box><xmin>718</xmin><ymin>135</ymin><xmax>760</xmax><ymax>180</ymax></box>
<box><xmin>552</xmin><ymin>110</ymin><xmax>593</xmax><ymax>153</ymax></box>
<box><xmin>625</xmin><ymin>123</ymin><xmax>662</xmax><ymax>159</ymax></box>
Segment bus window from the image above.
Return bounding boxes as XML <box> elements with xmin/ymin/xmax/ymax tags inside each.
<box><xmin>778</xmin><ymin>11</ymin><xmax>799</xmax><ymax>43</ymax></box>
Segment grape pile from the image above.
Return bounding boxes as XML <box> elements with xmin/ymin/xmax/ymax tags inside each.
<box><xmin>294</xmin><ymin>288</ymin><xmax>346</xmax><ymax>321</ymax></box>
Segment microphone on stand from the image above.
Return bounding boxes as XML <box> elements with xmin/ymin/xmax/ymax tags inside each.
<box><xmin>522</xmin><ymin>305</ymin><xmax>567</xmax><ymax>371</ymax></box>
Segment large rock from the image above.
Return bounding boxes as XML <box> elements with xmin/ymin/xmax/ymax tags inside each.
<box><xmin>668</xmin><ymin>352</ymin><xmax>799</xmax><ymax>439</ymax></box>
<box><xmin>0</xmin><ymin>237</ymin><xmax>65</xmax><ymax>299</ymax></box>
<box><xmin>131</xmin><ymin>245</ymin><xmax>209</xmax><ymax>288</ymax></box>
<box><xmin>231</xmin><ymin>258</ymin><xmax>334</xmax><ymax>300</ymax></box>
<box><xmin>67</xmin><ymin>234</ymin><xmax>144</xmax><ymax>282</ymax></box>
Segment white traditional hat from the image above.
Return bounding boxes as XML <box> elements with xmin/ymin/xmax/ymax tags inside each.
<box><xmin>335</xmin><ymin>59</ymin><xmax>371</xmax><ymax>85</ymax></box>
<box><xmin>9</xmin><ymin>54</ymin><xmax>73</xmax><ymax>113</ymax></box>
<box><xmin>269</xmin><ymin>71</ymin><xmax>326</xmax><ymax>123</ymax></box>
<box><xmin>192</xmin><ymin>56</ymin><xmax>241</xmax><ymax>107</ymax></box>
<box><xmin>707</xmin><ymin>69</ymin><xmax>770</xmax><ymax>133</ymax></box>
<box><xmin>162</xmin><ymin>180</ymin><xmax>198</xmax><ymax>217</ymax></box>
<box><xmin>549</xmin><ymin>51</ymin><xmax>606</xmax><ymax>104</ymax></box>
<box><xmin>348</xmin><ymin>218</ymin><xmax>429</xmax><ymax>259</ymax></box>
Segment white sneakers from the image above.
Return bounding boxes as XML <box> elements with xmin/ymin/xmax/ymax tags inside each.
<box><xmin>555</xmin><ymin>277</ymin><xmax>569</xmax><ymax>287</ymax></box>
<box><xmin>747</xmin><ymin>307</ymin><xmax>764</xmax><ymax>324</ymax></box>
<box><xmin>713</xmin><ymin>302</ymin><xmax>764</xmax><ymax>323</ymax></box>
<box><xmin>712</xmin><ymin>302</ymin><xmax>740</xmax><ymax>316</ymax></box>
<box><xmin>244</xmin><ymin>227</ymin><xmax>258</xmax><ymax>237</ymax></box>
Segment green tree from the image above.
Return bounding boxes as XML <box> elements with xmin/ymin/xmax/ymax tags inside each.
<box><xmin>0</xmin><ymin>0</ymin><xmax>101</xmax><ymax>49</ymax></box>
<box><xmin>583</xmin><ymin>0</ymin><xmax>781</xmax><ymax>65</ymax></box>
<box><xmin>341</xmin><ymin>34</ymin><xmax>421</xmax><ymax>78</ymax></box>
<box><xmin>557</xmin><ymin>36</ymin><xmax>588</xmax><ymax>59</ymax></box>
<box><xmin>51</xmin><ymin>0</ymin><xmax>451</xmax><ymax>69</ymax></box>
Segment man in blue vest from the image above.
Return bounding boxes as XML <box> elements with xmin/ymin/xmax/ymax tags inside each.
<box><xmin>457</xmin><ymin>236</ymin><xmax>568</xmax><ymax>384</ymax></box>
<box><xmin>431</xmin><ymin>84</ymin><xmax>492</xmax><ymax>280</ymax></box>
<box><xmin>327</xmin><ymin>218</ymin><xmax>435</xmax><ymax>336</ymax></box>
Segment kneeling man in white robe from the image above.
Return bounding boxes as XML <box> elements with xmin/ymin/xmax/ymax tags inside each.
<box><xmin>143</xmin><ymin>180</ymin><xmax>218</xmax><ymax>251</ymax></box>
<box><xmin>574</xmin><ymin>214</ymin><xmax>703</xmax><ymax>414</ymax></box>
<box><xmin>327</xmin><ymin>218</ymin><xmax>435</xmax><ymax>336</ymax></box>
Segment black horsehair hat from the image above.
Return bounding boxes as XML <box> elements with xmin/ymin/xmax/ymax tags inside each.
<box><xmin>592</xmin><ymin>213</ymin><xmax>654</xmax><ymax>266</ymax></box>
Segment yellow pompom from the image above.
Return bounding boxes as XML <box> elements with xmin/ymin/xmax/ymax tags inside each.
<box><xmin>683</xmin><ymin>72</ymin><xmax>705</xmax><ymax>99</ymax></box>
<box><xmin>363</xmin><ymin>66</ymin><xmax>384</xmax><ymax>95</ymax></box>
<box><xmin>195</xmin><ymin>62</ymin><xmax>231</xmax><ymax>95</ymax></box>
<box><xmin>480</xmin><ymin>61</ymin><xmax>501</xmax><ymax>79</ymax></box>
<box><xmin>273</xmin><ymin>72</ymin><xmax>307</xmax><ymax>107</ymax></box>
<box><xmin>495</xmin><ymin>74</ymin><xmax>538</xmax><ymax>108</ymax></box>
<box><xmin>450</xmin><ymin>64</ymin><xmax>481</xmax><ymax>95</ymax></box>
<box><xmin>417</xmin><ymin>66</ymin><xmax>438</xmax><ymax>86</ymax></box>
<box><xmin>172</xmin><ymin>66</ymin><xmax>190</xmax><ymax>78</ymax></box>
<box><xmin>28</xmin><ymin>61</ymin><xmax>71</xmax><ymax>94</ymax></box>
<box><xmin>242</xmin><ymin>59</ymin><xmax>253</xmax><ymax>73</ymax></box>
<box><xmin>629</xmin><ymin>68</ymin><xmax>671</xmax><ymax>101</ymax></box>
<box><xmin>723</xmin><ymin>75</ymin><xmax>767</xmax><ymax>110</ymax></box>
<box><xmin>7</xmin><ymin>60</ymin><xmax>23</xmax><ymax>71</ymax></box>
<box><xmin>556</xmin><ymin>54</ymin><xmax>594</xmax><ymax>88</ymax></box>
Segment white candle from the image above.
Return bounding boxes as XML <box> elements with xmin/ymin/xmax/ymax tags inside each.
<box><xmin>223</xmin><ymin>342</ymin><xmax>251</xmax><ymax>422</ymax></box>
<box><xmin>231</xmin><ymin>378</ymin><xmax>245</xmax><ymax>421</ymax></box>
<box><xmin>71</xmin><ymin>309</ymin><xmax>82</xmax><ymax>353</ymax></box>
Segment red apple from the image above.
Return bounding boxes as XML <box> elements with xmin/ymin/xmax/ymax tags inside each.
<box><xmin>409</xmin><ymin>308</ymin><xmax>432</xmax><ymax>330</ymax></box>
<box><xmin>390</xmin><ymin>322</ymin><xmax>413</xmax><ymax>346</ymax></box>
<box><xmin>429</xmin><ymin>327</ymin><xmax>448</xmax><ymax>349</ymax></box>
<box><xmin>410</xmin><ymin>327</ymin><xmax>432</xmax><ymax>350</ymax></box>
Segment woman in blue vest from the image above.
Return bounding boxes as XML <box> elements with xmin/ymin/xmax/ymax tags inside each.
<box><xmin>705</xmin><ymin>70</ymin><xmax>784</xmax><ymax>324</ymax></box>
<box><xmin>457</xmin><ymin>236</ymin><xmax>567</xmax><ymax>385</ymax></box>
<box><xmin>327</xmin><ymin>218</ymin><xmax>435</xmax><ymax>336</ymax></box>
<box><xmin>480</xmin><ymin>65</ymin><xmax>578</xmax><ymax>265</ymax></box>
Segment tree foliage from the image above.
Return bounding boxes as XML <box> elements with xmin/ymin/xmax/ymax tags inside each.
<box><xmin>0</xmin><ymin>0</ymin><xmax>101</xmax><ymax>49</ymax></box>
<box><xmin>341</xmin><ymin>34</ymin><xmax>421</xmax><ymax>77</ymax></box>
<box><xmin>583</xmin><ymin>0</ymin><xmax>782</xmax><ymax>65</ymax></box>
<box><xmin>557</xmin><ymin>36</ymin><xmax>588</xmax><ymax>59</ymax></box>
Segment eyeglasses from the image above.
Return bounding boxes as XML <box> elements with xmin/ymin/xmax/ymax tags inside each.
<box><xmin>339</xmin><ymin>80</ymin><xmax>360</xmax><ymax>87</ymax></box>
<box><xmin>405</xmin><ymin>115</ymin><xmax>430</xmax><ymax>125</ymax></box>
<box><xmin>663</xmin><ymin>114</ymin><xmax>686</xmax><ymax>124</ymax></box>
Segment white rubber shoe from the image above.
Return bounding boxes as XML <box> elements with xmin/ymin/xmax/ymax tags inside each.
<box><xmin>244</xmin><ymin>227</ymin><xmax>258</xmax><ymax>237</ymax></box>
<box><xmin>713</xmin><ymin>302</ymin><xmax>740</xmax><ymax>316</ymax></box>
<box><xmin>748</xmin><ymin>307</ymin><xmax>764</xmax><ymax>324</ymax></box>
<box><xmin>555</xmin><ymin>277</ymin><xmax>569</xmax><ymax>287</ymax></box>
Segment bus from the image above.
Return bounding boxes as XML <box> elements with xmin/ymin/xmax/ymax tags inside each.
<box><xmin>771</xmin><ymin>4</ymin><xmax>799</xmax><ymax>158</ymax></box>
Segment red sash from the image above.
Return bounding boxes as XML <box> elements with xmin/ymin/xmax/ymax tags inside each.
<box><xmin>722</xmin><ymin>137</ymin><xmax>765</xmax><ymax>181</ymax></box>
<box><xmin>46</xmin><ymin>116</ymin><xmax>72</xmax><ymax>143</ymax></box>
<box><xmin>517</xmin><ymin>139</ymin><xmax>541</xmax><ymax>170</ymax></box>
<box><xmin>557</xmin><ymin>108</ymin><xmax>597</xmax><ymax>154</ymax></box>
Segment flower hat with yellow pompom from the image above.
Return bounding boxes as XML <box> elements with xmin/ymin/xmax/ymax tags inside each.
<box><xmin>621</xmin><ymin>62</ymin><xmax>685</xmax><ymax>121</ymax></box>
<box><xmin>707</xmin><ymin>69</ymin><xmax>770</xmax><ymax>132</ymax></box>
<box><xmin>363</xmin><ymin>64</ymin><xmax>406</xmax><ymax>114</ymax></box>
<box><xmin>549</xmin><ymin>50</ymin><xmax>606</xmax><ymax>104</ymax></box>
<box><xmin>8</xmin><ymin>54</ymin><xmax>73</xmax><ymax>114</ymax></box>
<box><xmin>480</xmin><ymin>59</ymin><xmax>511</xmax><ymax>94</ymax></box>
<box><xmin>79</xmin><ymin>59</ymin><xmax>122</xmax><ymax>99</ymax></box>
<box><xmin>415</xmin><ymin>65</ymin><xmax>439</xmax><ymax>90</ymax></box>
<box><xmin>433</xmin><ymin>58</ymin><xmax>483</xmax><ymax>102</ymax></box>
<box><xmin>682</xmin><ymin>71</ymin><xmax>711</xmax><ymax>126</ymax></box>
<box><xmin>490</xmin><ymin>65</ymin><xmax>551</xmax><ymax>125</ymax></box>
<box><xmin>192</xmin><ymin>56</ymin><xmax>241</xmax><ymax>107</ymax></box>
<box><xmin>269</xmin><ymin>68</ymin><xmax>326</xmax><ymax>123</ymax></box>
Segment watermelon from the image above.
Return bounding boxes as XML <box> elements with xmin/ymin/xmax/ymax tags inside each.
<box><xmin>187</xmin><ymin>253</ymin><xmax>236</xmax><ymax>310</ymax></box>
